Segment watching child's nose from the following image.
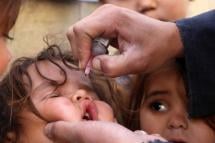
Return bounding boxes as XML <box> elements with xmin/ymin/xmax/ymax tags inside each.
<box><xmin>72</xmin><ymin>89</ymin><xmax>93</xmax><ymax>102</ymax></box>
<box><xmin>167</xmin><ymin>112</ymin><xmax>189</xmax><ymax>130</ymax></box>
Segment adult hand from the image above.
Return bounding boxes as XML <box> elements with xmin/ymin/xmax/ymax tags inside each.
<box><xmin>67</xmin><ymin>4</ymin><xmax>183</xmax><ymax>77</ymax></box>
<box><xmin>44</xmin><ymin>121</ymin><xmax>167</xmax><ymax>143</ymax></box>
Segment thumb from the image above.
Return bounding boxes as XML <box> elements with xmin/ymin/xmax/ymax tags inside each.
<box><xmin>44</xmin><ymin>121</ymin><xmax>79</xmax><ymax>143</ymax></box>
<box><xmin>92</xmin><ymin>54</ymin><xmax>130</xmax><ymax>77</ymax></box>
<box><xmin>44</xmin><ymin>121</ymin><xmax>116</xmax><ymax>143</ymax></box>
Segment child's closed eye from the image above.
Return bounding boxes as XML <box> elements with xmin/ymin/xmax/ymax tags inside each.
<box><xmin>48</xmin><ymin>92</ymin><xmax>61</xmax><ymax>98</ymax></box>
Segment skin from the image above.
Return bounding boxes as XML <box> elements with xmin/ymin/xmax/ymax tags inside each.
<box><xmin>140</xmin><ymin>65</ymin><xmax>215</xmax><ymax>143</ymax></box>
<box><xmin>67</xmin><ymin>5</ymin><xmax>182</xmax><ymax>77</ymax></box>
<box><xmin>45</xmin><ymin>4</ymin><xmax>186</xmax><ymax>143</ymax></box>
<box><xmin>15</xmin><ymin>60</ymin><xmax>115</xmax><ymax>143</ymax></box>
<box><xmin>101</xmin><ymin>0</ymin><xmax>189</xmax><ymax>21</ymax></box>
<box><xmin>0</xmin><ymin>30</ymin><xmax>12</xmax><ymax>75</ymax></box>
<box><xmin>0</xmin><ymin>0</ymin><xmax>21</xmax><ymax>75</ymax></box>
<box><xmin>100</xmin><ymin>0</ymin><xmax>189</xmax><ymax>109</ymax></box>
<box><xmin>45</xmin><ymin>121</ymin><xmax>167</xmax><ymax>143</ymax></box>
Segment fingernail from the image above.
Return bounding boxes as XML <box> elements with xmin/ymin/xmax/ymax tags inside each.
<box><xmin>85</xmin><ymin>60</ymin><xmax>92</xmax><ymax>75</ymax></box>
<box><xmin>92</xmin><ymin>58</ymin><xmax>101</xmax><ymax>71</ymax></box>
<box><xmin>44</xmin><ymin>123</ymin><xmax>53</xmax><ymax>139</ymax></box>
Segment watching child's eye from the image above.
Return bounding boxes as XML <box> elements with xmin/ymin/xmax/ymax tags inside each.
<box><xmin>150</xmin><ymin>101</ymin><xmax>168</xmax><ymax>112</ymax></box>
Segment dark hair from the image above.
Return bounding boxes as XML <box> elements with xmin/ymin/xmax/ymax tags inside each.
<box><xmin>203</xmin><ymin>116</ymin><xmax>215</xmax><ymax>131</ymax></box>
<box><xmin>0</xmin><ymin>45</ymin><xmax>121</xmax><ymax>142</ymax></box>
<box><xmin>0</xmin><ymin>0</ymin><xmax>22</xmax><ymax>35</ymax></box>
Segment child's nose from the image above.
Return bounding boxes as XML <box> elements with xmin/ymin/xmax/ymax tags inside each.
<box><xmin>137</xmin><ymin>0</ymin><xmax>157</xmax><ymax>13</ymax></box>
<box><xmin>167</xmin><ymin>111</ymin><xmax>189</xmax><ymax>130</ymax></box>
<box><xmin>72</xmin><ymin>89</ymin><xmax>93</xmax><ymax>102</ymax></box>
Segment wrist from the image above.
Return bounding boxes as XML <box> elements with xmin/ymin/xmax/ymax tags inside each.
<box><xmin>167</xmin><ymin>22</ymin><xmax>184</xmax><ymax>58</ymax></box>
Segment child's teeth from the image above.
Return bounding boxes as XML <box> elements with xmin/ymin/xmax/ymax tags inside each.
<box><xmin>83</xmin><ymin>112</ymin><xmax>90</xmax><ymax>120</ymax></box>
<box><xmin>85</xmin><ymin>113</ymin><xmax>89</xmax><ymax>118</ymax></box>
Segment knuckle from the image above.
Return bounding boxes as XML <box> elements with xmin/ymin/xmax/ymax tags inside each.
<box><xmin>99</xmin><ymin>4</ymin><xmax>120</xmax><ymax>16</ymax></box>
<box><xmin>102</xmin><ymin>60</ymin><xmax>117</xmax><ymax>77</ymax></box>
<box><xmin>100</xmin><ymin>4</ymin><xmax>116</xmax><ymax>10</ymax></box>
<box><xmin>66</xmin><ymin>26</ymin><xmax>73</xmax><ymax>40</ymax></box>
<box><xmin>72</xmin><ymin>26</ymin><xmax>79</xmax><ymax>36</ymax></box>
<box><xmin>72</xmin><ymin>23</ymin><xmax>83</xmax><ymax>36</ymax></box>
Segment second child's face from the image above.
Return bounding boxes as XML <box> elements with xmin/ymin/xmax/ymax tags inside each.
<box><xmin>101</xmin><ymin>0</ymin><xmax>189</xmax><ymax>21</ymax></box>
<box><xmin>140</xmin><ymin>66</ymin><xmax>215</xmax><ymax>143</ymax></box>
<box><xmin>18</xmin><ymin>60</ymin><xmax>115</xmax><ymax>143</ymax></box>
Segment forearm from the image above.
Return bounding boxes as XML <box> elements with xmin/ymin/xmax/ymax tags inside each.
<box><xmin>45</xmin><ymin>121</ymin><xmax>169</xmax><ymax>143</ymax></box>
<box><xmin>176</xmin><ymin>10</ymin><xmax>215</xmax><ymax>117</ymax></box>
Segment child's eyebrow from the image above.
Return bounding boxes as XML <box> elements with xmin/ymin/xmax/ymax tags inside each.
<box><xmin>145</xmin><ymin>90</ymin><xmax>169</xmax><ymax>100</ymax></box>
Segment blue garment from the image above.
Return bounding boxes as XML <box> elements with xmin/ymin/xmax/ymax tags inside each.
<box><xmin>176</xmin><ymin>10</ymin><xmax>215</xmax><ymax>118</ymax></box>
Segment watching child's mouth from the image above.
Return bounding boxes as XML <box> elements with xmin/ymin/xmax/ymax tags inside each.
<box><xmin>169</xmin><ymin>139</ymin><xmax>187</xmax><ymax>143</ymax></box>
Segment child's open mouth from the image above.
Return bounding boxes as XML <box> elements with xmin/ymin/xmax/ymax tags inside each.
<box><xmin>82</xmin><ymin>101</ymin><xmax>98</xmax><ymax>121</ymax></box>
<box><xmin>83</xmin><ymin>112</ymin><xmax>91</xmax><ymax>120</ymax></box>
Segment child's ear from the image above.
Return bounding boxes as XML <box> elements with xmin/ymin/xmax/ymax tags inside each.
<box><xmin>4</xmin><ymin>131</ymin><xmax>16</xmax><ymax>143</ymax></box>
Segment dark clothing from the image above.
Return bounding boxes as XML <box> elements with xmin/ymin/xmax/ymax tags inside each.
<box><xmin>176</xmin><ymin>10</ymin><xmax>215</xmax><ymax>118</ymax></box>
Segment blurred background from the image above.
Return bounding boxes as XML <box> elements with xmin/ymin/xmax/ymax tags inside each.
<box><xmin>9</xmin><ymin>0</ymin><xmax>215</xmax><ymax>60</ymax></box>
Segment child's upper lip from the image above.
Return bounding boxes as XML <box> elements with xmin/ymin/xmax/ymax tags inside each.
<box><xmin>165</xmin><ymin>131</ymin><xmax>188</xmax><ymax>143</ymax></box>
<box><xmin>81</xmin><ymin>100</ymin><xmax>98</xmax><ymax>121</ymax></box>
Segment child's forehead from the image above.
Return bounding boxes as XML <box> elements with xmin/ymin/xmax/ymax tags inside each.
<box><xmin>144</xmin><ymin>69</ymin><xmax>180</xmax><ymax>91</ymax></box>
<box><xmin>146</xmin><ymin>64</ymin><xmax>180</xmax><ymax>80</ymax></box>
<box><xmin>26</xmin><ymin>60</ymin><xmax>92</xmax><ymax>87</ymax></box>
<box><xmin>143</xmin><ymin>64</ymin><xmax>187</xmax><ymax>100</ymax></box>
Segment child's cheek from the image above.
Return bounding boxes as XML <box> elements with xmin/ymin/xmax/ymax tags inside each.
<box><xmin>94</xmin><ymin>100</ymin><xmax>115</xmax><ymax>122</ymax></box>
<box><xmin>39</xmin><ymin>98</ymin><xmax>82</xmax><ymax>122</ymax></box>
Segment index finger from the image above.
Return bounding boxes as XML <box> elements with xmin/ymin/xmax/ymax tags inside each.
<box><xmin>67</xmin><ymin>24</ymin><xmax>92</xmax><ymax>70</ymax></box>
<box><xmin>67</xmin><ymin>4</ymin><xmax>121</xmax><ymax>69</ymax></box>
